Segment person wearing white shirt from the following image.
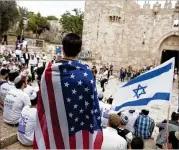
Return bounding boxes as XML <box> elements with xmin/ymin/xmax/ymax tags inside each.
<box><xmin>0</xmin><ymin>43</ymin><xmax>5</xmax><ymax>55</ymax></box>
<box><xmin>123</xmin><ymin>110</ymin><xmax>139</xmax><ymax>134</ymax></box>
<box><xmin>15</xmin><ymin>48</ymin><xmax>22</xmax><ymax>61</ymax></box>
<box><xmin>3</xmin><ymin>75</ymin><xmax>31</xmax><ymax>125</ymax></box>
<box><xmin>17</xmin><ymin>101</ymin><xmax>37</xmax><ymax>146</ymax></box>
<box><xmin>29</xmin><ymin>55</ymin><xmax>36</xmax><ymax>82</ymax></box>
<box><xmin>24</xmin><ymin>76</ymin><xmax>37</xmax><ymax>104</ymax></box>
<box><xmin>98</xmin><ymin>93</ymin><xmax>112</xmax><ymax>128</ymax></box>
<box><xmin>117</xmin><ymin>112</ymin><xmax>133</xmax><ymax>146</ymax></box>
<box><xmin>22</xmin><ymin>40</ymin><xmax>27</xmax><ymax>49</ymax></box>
<box><xmin>0</xmin><ymin>71</ymin><xmax>19</xmax><ymax>102</ymax></box>
<box><xmin>101</xmin><ymin>114</ymin><xmax>127</xmax><ymax>150</ymax></box>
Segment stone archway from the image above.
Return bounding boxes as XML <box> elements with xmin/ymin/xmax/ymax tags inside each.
<box><xmin>159</xmin><ymin>35</ymin><xmax>179</xmax><ymax>69</ymax></box>
<box><xmin>153</xmin><ymin>31</ymin><xmax>179</xmax><ymax>65</ymax></box>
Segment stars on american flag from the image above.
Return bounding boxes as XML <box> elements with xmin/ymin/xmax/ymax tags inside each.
<box><xmin>68</xmin><ymin>61</ymin><xmax>72</xmax><ymax>65</ymax></box>
<box><xmin>85</xmin><ymin>87</ymin><xmax>89</xmax><ymax>92</ymax></box>
<box><xmin>86</xmin><ymin>66</ymin><xmax>90</xmax><ymax>70</ymax></box>
<box><xmin>72</xmin><ymin>89</ymin><xmax>77</xmax><ymax>94</ymax></box>
<box><xmin>63</xmin><ymin>68</ymin><xmax>67</xmax><ymax>73</ymax></box>
<box><xmin>79</xmin><ymin>95</ymin><xmax>83</xmax><ymax>100</ymax></box>
<box><xmin>85</xmin><ymin>101</ymin><xmax>89</xmax><ymax>106</ymax></box>
<box><xmin>90</xmin><ymin>80</ymin><xmax>94</xmax><ymax>84</ymax></box>
<box><xmin>70</xmin><ymin>74</ymin><xmax>75</xmax><ymax>79</ymax></box>
<box><xmin>76</xmin><ymin>66</ymin><xmax>80</xmax><ymax>70</ymax></box>
<box><xmin>73</xmin><ymin>104</ymin><xmax>78</xmax><ymax>109</ymax></box>
<box><xmin>79</xmin><ymin>109</ymin><xmax>84</xmax><ymax>113</ymax></box>
<box><xmin>80</xmin><ymin>122</ymin><xmax>84</xmax><ymax>126</ymax></box>
<box><xmin>91</xmin><ymin>95</ymin><xmax>94</xmax><ymax>99</ymax></box>
<box><xmin>78</xmin><ymin>80</ymin><xmax>83</xmax><ymax>85</ymax></box>
<box><xmin>61</xmin><ymin>60</ymin><xmax>102</xmax><ymax>136</ymax></box>
<box><xmin>67</xmin><ymin>98</ymin><xmax>71</xmax><ymax>103</ymax></box>
<box><xmin>69</xmin><ymin>113</ymin><xmax>73</xmax><ymax>118</ymax></box>
<box><xmin>90</xmin><ymin>124</ymin><xmax>93</xmax><ymax>129</ymax></box>
<box><xmin>64</xmin><ymin>82</ymin><xmax>69</xmax><ymax>87</ymax></box>
<box><xmin>75</xmin><ymin>117</ymin><xmax>79</xmax><ymax>122</ymax></box>
<box><xmin>83</xmin><ymin>72</ymin><xmax>88</xmax><ymax>77</ymax></box>
<box><xmin>86</xmin><ymin>115</ymin><xmax>90</xmax><ymax>119</ymax></box>
<box><xmin>71</xmin><ymin>127</ymin><xmax>74</xmax><ymax>131</ymax></box>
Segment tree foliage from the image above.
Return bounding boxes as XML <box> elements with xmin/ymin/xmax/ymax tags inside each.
<box><xmin>0</xmin><ymin>1</ymin><xmax>19</xmax><ymax>38</ymax></box>
<box><xmin>26</xmin><ymin>12</ymin><xmax>49</xmax><ymax>36</ymax></box>
<box><xmin>59</xmin><ymin>9</ymin><xmax>84</xmax><ymax>36</ymax></box>
<box><xmin>46</xmin><ymin>15</ymin><xmax>58</xmax><ymax>21</ymax></box>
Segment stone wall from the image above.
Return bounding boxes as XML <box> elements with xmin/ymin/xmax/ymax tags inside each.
<box><xmin>83</xmin><ymin>0</ymin><xmax>179</xmax><ymax>70</ymax></box>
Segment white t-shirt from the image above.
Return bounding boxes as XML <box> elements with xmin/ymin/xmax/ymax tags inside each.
<box><xmin>0</xmin><ymin>81</ymin><xmax>15</xmax><ymax>101</ymax></box>
<box><xmin>17</xmin><ymin>105</ymin><xmax>36</xmax><ymax>146</ymax></box>
<box><xmin>99</xmin><ymin>101</ymin><xmax>112</xmax><ymax>128</ymax></box>
<box><xmin>3</xmin><ymin>89</ymin><xmax>31</xmax><ymax>125</ymax></box>
<box><xmin>42</xmin><ymin>56</ymin><xmax>47</xmax><ymax>62</ymax></box>
<box><xmin>25</xmin><ymin>53</ymin><xmax>29</xmax><ymax>60</ymax></box>
<box><xmin>0</xmin><ymin>45</ymin><xmax>5</xmax><ymax>54</ymax></box>
<box><xmin>22</xmin><ymin>40</ymin><xmax>27</xmax><ymax>48</ymax></box>
<box><xmin>15</xmin><ymin>50</ymin><xmax>22</xmax><ymax>57</ymax></box>
<box><xmin>123</xmin><ymin>111</ymin><xmax>139</xmax><ymax>134</ymax></box>
<box><xmin>101</xmin><ymin>127</ymin><xmax>127</xmax><ymax>150</ymax></box>
<box><xmin>24</xmin><ymin>85</ymin><xmax>37</xmax><ymax>100</ymax></box>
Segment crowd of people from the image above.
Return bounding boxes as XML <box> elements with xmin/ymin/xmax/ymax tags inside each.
<box><xmin>0</xmin><ymin>33</ymin><xmax>179</xmax><ymax>149</ymax></box>
<box><xmin>0</xmin><ymin>36</ymin><xmax>46</xmax><ymax>146</ymax></box>
<box><xmin>99</xmin><ymin>91</ymin><xmax>179</xmax><ymax>149</ymax></box>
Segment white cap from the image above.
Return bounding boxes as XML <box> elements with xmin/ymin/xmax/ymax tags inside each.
<box><xmin>14</xmin><ymin>76</ymin><xmax>22</xmax><ymax>84</ymax></box>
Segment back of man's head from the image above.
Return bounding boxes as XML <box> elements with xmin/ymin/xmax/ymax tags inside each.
<box><xmin>108</xmin><ymin>114</ymin><xmax>120</xmax><ymax>129</ymax></box>
<box><xmin>171</xmin><ymin>112</ymin><xmax>178</xmax><ymax>121</ymax></box>
<box><xmin>98</xmin><ymin>92</ymin><xmax>104</xmax><ymax>101</ymax></box>
<box><xmin>141</xmin><ymin>109</ymin><xmax>149</xmax><ymax>116</ymax></box>
<box><xmin>14</xmin><ymin>75</ymin><xmax>26</xmax><ymax>89</ymax></box>
<box><xmin>62</xmin><ymin>33</ymin><xmax>82</xmax><ymax>57</ymax></box>
<box><xmin>130</xmin><ymin>137</ymin><xmax>144</xmax><ymax>149</ymax></box>
<box><xmin>8</xmin><ymin>71</ymin><xmax>19</xmax><ymax>82</ymax></box>
<box><xmin>1</xmin><ymin>69</ymin><xmax>8</xmax><ymax>76</ymax></box>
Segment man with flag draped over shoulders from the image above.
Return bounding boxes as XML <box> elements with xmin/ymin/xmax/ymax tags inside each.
<box><xmin>33</xmin><ymin>33</ymin><xmax>103</xmax><ymax>149</ymax></box>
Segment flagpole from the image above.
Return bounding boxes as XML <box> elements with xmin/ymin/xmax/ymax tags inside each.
<box><xmin>166</xmin><ymin>103</ymin><xmax>171</xmax><ymax>143</ymax></box>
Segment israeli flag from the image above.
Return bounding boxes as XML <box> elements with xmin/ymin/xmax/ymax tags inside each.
<box><xmin>113</xmin><ymin>58</ymin><xmax>175</xmax><ymax>112</ymax></box>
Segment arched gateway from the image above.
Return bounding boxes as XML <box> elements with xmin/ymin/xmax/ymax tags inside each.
<box><xmin>159</xmin><ymin>35</ymin><xmax>179</xmax><ymax>70</ymax></box>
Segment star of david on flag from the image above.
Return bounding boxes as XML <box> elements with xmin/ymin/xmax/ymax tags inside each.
<box><xmin>112</xmin><ymin>58</ymin><xmax>175</xmax><ymax>112</ymax></box>
<box><xmin>133</xmin><ymin>84</ymin><xmax>147</xmax><ymax>99</ymax></box>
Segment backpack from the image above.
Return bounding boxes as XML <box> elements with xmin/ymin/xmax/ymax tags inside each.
<box><xmin>117</xmin><ymin>128</ymin><xmax>130</xmax><ymax>140</ymax></box>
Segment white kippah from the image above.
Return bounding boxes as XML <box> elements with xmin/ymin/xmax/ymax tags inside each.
<box><xmin>14</xmin><ymin>76</ymin><xmax>22</xmax><ymax>84</ymax></box>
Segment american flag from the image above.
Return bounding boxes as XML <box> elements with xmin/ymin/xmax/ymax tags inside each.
<box><xmin>33</xmin><ymin>60</ymin><xmax>103</xmax><ymax>149</ymax></box>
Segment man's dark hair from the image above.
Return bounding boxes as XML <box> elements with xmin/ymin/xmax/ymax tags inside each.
<box><xmin>62</xmin><ymin>33</ymin><xmax>82</xmax><ymax>57</ymax></box>
<box><xmin>15</xmin><ymin>79</ymin><xmax>26</xmax><ymax>89</ymax></box>
<box><xmin>0</xmin><ymin>69</ymin><xmax>8</xmax><ymax>76</ymax></box>
<box><xmin>141</xmin><ymin>109</ymin><xmax>149</xmax><ymax>116</ymax></box>
<box><xmin>131</xmin><ymin>137</ymin><xmax>144</xmax><ymax>149</ymax></box>
<box><xmin>171</xmin><ymin>112</ymin><xmax>178</xmax><ymax>121</ymax></box>
<box><xmin>31</xmin><ymin>97</ymin><xmax>37</xmax><ymax>106</ymax></box>
<box><xmin>8</xmin><ymin>71</ymin><xmax>19</xmax><ymax>82</ymax></box>
<box><xmin>168</xmin><ymin>131</ymin><xmax>179</xmax><ymax>149</ymax></box>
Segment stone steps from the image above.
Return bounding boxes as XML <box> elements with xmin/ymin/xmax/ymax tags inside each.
<box><xmin>4</xmin><ymin>141</ymin><xmax>32</xmax><ymax>149</ymax></box>
<box><xmin>0</xmin><ymin>109</ymin><xmax>18</xmax><ymax>148</ymax></box>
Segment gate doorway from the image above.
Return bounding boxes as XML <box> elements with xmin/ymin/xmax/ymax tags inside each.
<box><xmin>161</xmin><ymin>50</ymin><xmax>179</xmax><ymax>70</ymax></box>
